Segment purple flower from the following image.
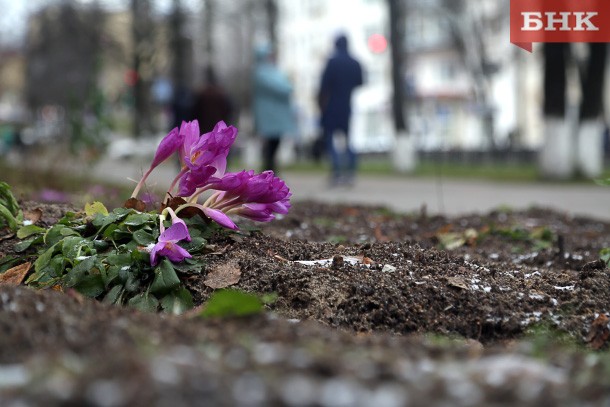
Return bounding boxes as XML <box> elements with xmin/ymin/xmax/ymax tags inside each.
<box><xmin>131</xmin><ymin>127</ymin><xmax>183</xmax><ymax>199</ymax></box>
<box><xmin>151</xmin><ymin>127</ymin><xmax>182</xmax><ymax>169</ymax></box>
<box><xmin>179</xmin><ymin>120</ymin><xmax>201</xmax><ymax>166</ymax></box>
<box><xmin>205</xmin><ymin>170</ymin><xmax>291</xmax><ymax>224</ymax></box>
<box><xmin>213</xmin><ymin>170</ymin><xmax>291</xmax><ymax>205</ymax></box>
<box><xmin>182</xmin><ymin>121</ymin><xmax>237</xmax><ymax>172</ymax></box>
<box><xmin>176</xmin><ymin>120</ymin><xmax>238</xmax><ymax>198</ymax></box>
<box><xmin>177</xmin><ymin>166</ymin><xmax>218</xmax><ymax>197</ymax></box>
<box><xmin>149</xmin><ymin>222</ymin><xmax>192</xmax><ymax>266</ymax></box>
<box><xmin>201</xmin><ymin>207</ymin><xmax>238</xmax><ymax>230</ymax></box>
<box><xmin>164</xmin><ymin>207</ymin><xmax>192</xmax><ymax>242</ymax></box>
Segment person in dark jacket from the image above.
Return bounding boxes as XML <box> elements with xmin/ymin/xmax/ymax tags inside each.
<box><xmin>318</xmin><ymin>34</ymin><xmax>363</xmax><ymax>186</ymax></box>
<box><xmin>191</xmin><ymin>66</ymin><xmax>234</xmax><ymax>134</ymax></box>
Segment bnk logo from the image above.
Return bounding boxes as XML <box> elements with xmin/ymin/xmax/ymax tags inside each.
<box><xmin>521</xmin><ymin>12</ymin><xmax>599</xmax><ymax>31</ymax></box>
<box><xmin>510</xmin><ymin>0</ymin><xmax>610</xmax><ymax>52</ymax></box>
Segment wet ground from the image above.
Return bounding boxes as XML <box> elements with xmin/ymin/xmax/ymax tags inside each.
<box><xmin>1</xmin><ymin>200</ymin><xmax>610</xmax><ymax>406</ymax></box>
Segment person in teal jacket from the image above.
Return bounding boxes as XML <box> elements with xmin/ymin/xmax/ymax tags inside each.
<box><xmin>252</xmin><ymin>45</ymin><xmax>296</xmax><ymax>173</ymax></box>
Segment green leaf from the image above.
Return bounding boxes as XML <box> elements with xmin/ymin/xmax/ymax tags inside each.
<box><xmin>103</xmin><ymin>265</ymin><xmax>121</xmax><ymax>286</ymax></box>
<box><xmin>200</xmin><ymin>289</ymin><xmax>264</xmax><ymax>318</ymax></box>
<box><xmin>49</xmin><ymin>255</ymin><xmax>68</xmax><ymax>278</ymax></box>
<box><xmin>57</xmin><ymin>211</ymin><xmax>78</xmax><ymax>225</ymax></box>
<box><xmin>17</xmin><ymin>224</ymin><xmax>45</xmax><ymax>239</ymax></box>
<box><xmin>0</xmin><ymin>205</ymin><xmax>18</xmax><ymax>231</ymax></box>
<box><xmin>103</xmin><ymin>284</ymin><xmax>124</xmax><ymax>305</ymax></box>
<box><xmin>107</xmin><ymin>252</ymin><xmax>132</xmax><ymax>266</ymax></box>
<box><xmin>92</xmin><ymin>212</ymin><xmax>120</xmax><ymax>233</ymax></box>
<box><xmin>0</xmin><ymin>256</ymin><xmax>20</xmax><ymax>273</ymax></box>
<box><xmin>102</xmin><ymin>224</ymin><xmax>119</xmax><ymax>239</ymax></box>
<box><xmin>34</xmin><ymin>243</ymin><xmax>59</xmax><ymax>274</ymax></box>
<box><xmin>14</xmin><ymin>238</ymin><xmax>36</xmax><ymax>253</ymax></box>
<box><xmin>600</xmin><ymin>248</ymin><xmax>610</xmax><ymax>266</ymax></box>
<box><xmin>260</xmin><ymin>292</ymin><xmax>279</xmax><ymax>305</ymax></box>
<box><xmin>182</xmin><ymin>236</ymin><xmax>206</xmax><ymax>253</ymax></box>
<box><xmin>173</xmin><ymin>258</ymin><xmax>205</xmax><ymax>273</ymax></box>
<box><xmin>160</xmin><ymin>287</ymin><xmax>194</xmax><ymax>314</ymax></box>
<box><xmin>60</xmin><ymin>227</ymin><xmax>80</xmax><ymax>237</ymax></box>
<box><xmin>123</xmin><ymin>213</ymin><xmax>154</xmax><ymax>227</ymax></box>
<box><xmin>131</xmin><ymin>248</ymin><xmax>150</xmax><ymax>263</ymax></box>
<box><xmin>133</xmin><ymin>229</ymin><xmax>155</xmax><ymax>246</ymax></box>
<box><xmin>44</xmin><ymin>225</ymin><xmax>70</xmax><ymax>246</ymax></box>
<box><xmin>64</xmin><ymin>255</ymin><xmax>98</xmax><ymax>287</ymax></box>
<box><xmin>111</xmin><ymin>229</ymin><xmax>134</xmax><ymax>241</ymax></box>
<box><xmin>85</xmin><ymin>201</ymin><xmax>109</xmax><ymax>217</ymax></box>
<box><xmin>123</xmin><ymin>271</ymin><xmax>141</xmax><ymax>292</ymax></box>
<box><xmin>437</xmin><ymin>232</ymin><xmax>466</xmax><ymax>250</ymax></box>
<box><xmin>150</xmin><ymin>259</ymin><xmax>181</xmax><ymax>295</ymax></box>
<box><xmin>74</xmin><ymin>273</ymin><xmax>105</xmax><ymax>298</ymax></box>
<box><xmin>61</xmin><ymin>236</ymin><xmax>90</xmax><ymax>259</ymax></box>
<box><xmin>92</xmin><ymin>240</ymin><xmax>110</xmax><ymax>251</ymax></box>
<box><xmin>128</xmin><ymin>292</ymin><xmax>159</xmax><ymax>312</ymax></box>
<box><xmin>0</xmin><ymin>182</ymin><xmax>19</xmax><ymax>215</ymax></box>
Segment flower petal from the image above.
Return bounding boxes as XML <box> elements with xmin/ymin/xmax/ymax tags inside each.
<box><xmin>151</xmin><ymin>127</ymin><xmax>182</xmax><ymax>169</ymax></box>
<box><xmin>159</xmin><ymin>221</ymin><xmax>191</xmax><ymax>243</ymax></box>
<box><xmin>161</xmin><ymin>242</ymin><xmax>192</xmax><ymax>263</ymax></box>
<box><xmin>202</xmin><ymin>207</ymin><xmax>238</xmax><ymax>230</ymax></box>
<box><xmin>149</xmin><ymin>242</ymin><xmax>163</xmax><ymax>266</ymax></box>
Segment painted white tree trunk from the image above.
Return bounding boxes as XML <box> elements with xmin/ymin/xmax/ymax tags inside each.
<box><xmin>391</xmin><ymin>132</ymin><xmax>417</xmax><ymax>173</ymax></box>
<box><xmin>539</xmin><ymin>118</ymin><xmax>574</xmax><ymax>179</ymax></box>
<box><xmin>576</xmin><ymin>120</ymin><xmax>604</xmax><ymax>178</ymax></box>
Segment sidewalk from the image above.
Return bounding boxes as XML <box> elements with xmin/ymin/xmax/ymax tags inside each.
<box><xmin>94</xmin><ymin>157</ymin><xmax>610</xmax><ymax>221</ymax></box>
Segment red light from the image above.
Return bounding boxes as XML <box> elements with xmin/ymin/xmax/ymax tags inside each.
<box><xmin>368</xmin><ymin>34</ymin><xmax>387</xmax><ymax>53</ymax></box>
<box><xmin>124</xmin><ymin>69</ymin><xmax>138</xmax><ymax>86</ymax></box>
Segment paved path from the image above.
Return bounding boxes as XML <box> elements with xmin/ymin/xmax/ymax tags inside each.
<box><xmin>94</xmin><ymin>157</ymin><xmax>610</xmax><ymax>221</ymax></box>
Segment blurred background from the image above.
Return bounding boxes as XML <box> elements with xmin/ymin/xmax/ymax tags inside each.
<box><xmin>0</xmin><ymin>0</ymin><xmax>609</xmax><ymax>207</ymax></box>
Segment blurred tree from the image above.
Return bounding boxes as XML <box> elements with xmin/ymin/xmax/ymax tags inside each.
<box><xmin>202</xmin><ymin>0</ymin><xmax>215</xmax><ymax>65</ymax></box>
<box><xmin>131</xmin><ymin>0</ymin><xmax>155</xmax><ymax>137</ymax></box>
<box><xmin>540</xmin><ymin>42</ymin><xmax>607</xmax><ymax>179</ymax></box>
<box><xmin>265</xmin><ymin>0</ymin><xmax>277</xmax><ymax>53</ymax></box>
<box><xmin>439</xmin><ymin>0</ymin><xmax>505</xmax><ymax>151</ymax></box>
<box><xmin>170</xmin><ymin>0</ymin><xmax>191</xmax><ymax>90</ymax></box>
<box><xmin>388</xmin><ymin>0</ymin><xmax>407</xmax><ymax>134</ymax></box>
<box><xmin>388</xmin><ymin>0</ymin><xmax>417</xmax><ymax>172</ymax></box>
<box><xmin>168</xmin><ymin>0</ymin><xmax>195</xmax><ymax>130</ymax></box>
<box><xmin>25</xmin><ymin>2</ymin><xmax>104</xmax><ymax>109</ymax></box>
<box><xmin>25</xmin><ymin>1</ymin><xmax>110</xmax><ymax>155</ymax></box>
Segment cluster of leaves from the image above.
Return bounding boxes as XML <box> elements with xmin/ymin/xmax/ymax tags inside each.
<box><xmin>13</xmin><ymin>202</ymin><xmax>219</xmax><ymax>314</ymax></box>
<box><xmin>0</xmin><ymin>182</ymin><xmax>22</xmax><ymax>232</ymax></box>
<box><xmin>202</xmin><ymin>289</ymin><xmax>278</xmax><ymax>318</ymax></box>
<box><xmin>436</xmin><ymin>223</ymin><xmax>555</xmax><ymax>252</ymax></box>
<box><xmin>491</xmin><ymin>225</ymin><xmax>555</xmax><ymax>251</ymax></box>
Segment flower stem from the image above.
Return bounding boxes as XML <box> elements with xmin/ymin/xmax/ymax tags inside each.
<box><xmin>168</xmin><ymin>167</ymin><xmax>188</xmax><ymax>196</ymax></box>
<box><xmin>130</xmin><ymin>167</ymin><xmax>154</xmax><ymax>198</ymax></box>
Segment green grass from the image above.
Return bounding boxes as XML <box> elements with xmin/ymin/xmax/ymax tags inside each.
<box><xmin>278</xmin><ymin>157</ymin><xmax>610</xmax><ymax>184</ymax></box>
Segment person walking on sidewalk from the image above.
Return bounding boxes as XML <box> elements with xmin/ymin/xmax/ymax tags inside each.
<box><xmin>317</xmin><ymin>33</ymin><xmax>364</xmax><ymax>186</ymax></box>
<box><xmin>252</xmin><ymin>45</ymin><xmax>297</xmax><ymax>174</ymax></box>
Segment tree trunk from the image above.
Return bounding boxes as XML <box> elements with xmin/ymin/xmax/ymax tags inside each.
<box><xmin>171</xmin><ymin>0</ymin><xmax>189</xmax><ymax>90</ymax></box>
<box><xmin>576</xmin><ymin>43</ymin><xmax>607</xmax><ymax>177</ymax></box>
<box><xmin>388</xmin><ymin>0</ymin><xmax>416</xmax><ymax>172</ymax></box>
<box><xmin>540</xmin><ymin>43</ymin><xmax>572</xmax><ymax>178</ymax></box>
<box><xmin>131</xmin><ymin>0</ymin><xmax>154</xmax><ymax>138</ymax></box>
<box><xmin>265</xmin><ymin>0</ymin><xmax>278</xmax><ymax>53</ymax></box>
<box><xmin>388</xmin><ymin>0</ymin><xmax>406</xmax><ymax>133</ymax></box>
<box><xmin>540</xmin><ymin>42</ymin><xmax>607</xmax><ymax>179</ymax></box>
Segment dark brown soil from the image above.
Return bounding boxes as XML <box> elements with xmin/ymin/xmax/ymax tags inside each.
<box><xmin>1</xmin><ymin>200</ymin><xmax>610</xmax><ymax>406</ymax></box>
